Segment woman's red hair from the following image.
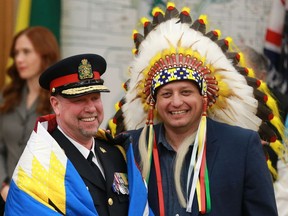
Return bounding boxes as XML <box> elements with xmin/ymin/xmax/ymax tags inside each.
<box><xmin>0</xmin><ymin>26</ymin><xmax>60</xmax><ymax>114</ymax></box>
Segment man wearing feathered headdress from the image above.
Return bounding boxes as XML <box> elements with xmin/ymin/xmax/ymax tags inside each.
<box><xmin>108</xmin><ymin>2</ymin><xmax>286</xmax><ymax>215</ymax></box>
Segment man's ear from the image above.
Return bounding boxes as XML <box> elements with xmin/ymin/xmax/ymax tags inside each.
<box><xmin>50</xmin><ymin>96</ymin><xmax>60</xmax><ymax>115</ymax></box>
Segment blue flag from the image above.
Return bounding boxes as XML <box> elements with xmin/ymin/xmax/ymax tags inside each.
<box><xmin>127</xmin><ymin>143</ymin><xmax>154</xmax><ymax>216</ymax></box>
<box><xmin>5</xmin><ymin>121</ymin><xmax>98</xmax><ymax>216</ymax></box>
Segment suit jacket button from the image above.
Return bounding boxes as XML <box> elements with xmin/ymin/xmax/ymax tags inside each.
<box><xmin>108</xmin><ymin>198</ymin><xmax>113</xmax><ymax>206</ymax></box>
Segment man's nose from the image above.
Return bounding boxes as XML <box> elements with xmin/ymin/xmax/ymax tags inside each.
<box><xmin>171</xmin><ymin>94</ymin><xmax>183</xmax><ymax>106</ymax></box>
<box><xmin>84</xmin><ymin>100</ymin><xmax>97</xmax><ymax>112</ymax></box>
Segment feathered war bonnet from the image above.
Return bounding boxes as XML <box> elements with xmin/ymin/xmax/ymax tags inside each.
<box><xmin>110</xmin><ymin>2</ymin><xmax>287</xmax><ymax>214</ymax></box>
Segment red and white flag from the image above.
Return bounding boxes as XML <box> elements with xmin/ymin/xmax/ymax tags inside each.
<box><xmin>264</xmin><ymin>0</ymin><xmax>288</xmax><ymax>94</ymax></box>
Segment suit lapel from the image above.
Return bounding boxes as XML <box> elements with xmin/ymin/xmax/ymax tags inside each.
<box><xmin>15</xmin><ymin>89</ymin><xmax>28</xmax><ymax>121</ymax></box>
<box><xmin>51</xmin><ymin>128</ymin><xmax>105</xmax><ymax>190</ymax></box>
<box><xmin>206</xmin><ymin>118</ymin><xmax>220</xmax><ymax>177</ymax></box>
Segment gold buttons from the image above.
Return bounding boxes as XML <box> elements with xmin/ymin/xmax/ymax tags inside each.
<box><xmin>108</xmin><ymin>198</ymin><xmax>113</xmax><ymax>206</ymax></box>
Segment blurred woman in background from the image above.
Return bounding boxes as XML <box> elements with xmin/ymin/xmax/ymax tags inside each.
<box><xmin>0</xmin><ymin>26</ymin><xmax>60</xmax><ymax>209</ymax></box>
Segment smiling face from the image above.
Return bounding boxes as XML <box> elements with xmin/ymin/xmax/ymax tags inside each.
<box><xmin>14</xmin><ymin>34</ymin><xmax>42</xmax><ymax>81</ymax></box>
<box><xmin>155</xmin><ymin>80</ymin><xmax>203</xmax><ymax>134</ymax></box>
<box><xmin>50</xmin><ymin>93</ymin><xmax>104</xmax><ymax>145</ymax></box>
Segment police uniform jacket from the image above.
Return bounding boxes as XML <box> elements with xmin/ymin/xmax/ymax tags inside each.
<box><xmin>51</xmin><ymin>128</ymin><xmax>129</xmax><ymax>216</ymax></box>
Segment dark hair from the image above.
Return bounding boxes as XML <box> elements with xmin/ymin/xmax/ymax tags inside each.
<box><xmin>0</xmin><ymin>26</ymin><xmax>60</xmax><ymax>114</ymax></box>
<box><xmin>240</xmin><ymin>45</ymin><xmax>269</xmax><ymax>76</ymax></box>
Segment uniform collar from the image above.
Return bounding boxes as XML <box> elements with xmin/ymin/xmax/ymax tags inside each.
<box><xmin>57</xmin><ymin>126</ymin><xmax>95</xmax><ymax>159</ymax></box>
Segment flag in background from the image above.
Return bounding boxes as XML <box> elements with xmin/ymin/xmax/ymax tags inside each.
<box><xmin>264</xmin><ymin>0</ymin><xmax>288</xmax><ymax>94</ymax></box>
<box><xmin>4</xmin><ymin>0</ymin><xmax>61</xmax><ymax>84</ymax></box>
<box><xmin>15</xmin><ymin>0</ymin><xmax>61</xmax><ymax>43</ymax></box>
<box><xmin>279</xmin><ymin>1</ymin><xmax>288</xmax><ymax>94</ymax></box>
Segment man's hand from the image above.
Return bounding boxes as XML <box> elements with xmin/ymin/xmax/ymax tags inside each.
<box><xmin>113</xmin><ymin>133</ymin><xmax>132</xmax><ymax>151</ymax></box>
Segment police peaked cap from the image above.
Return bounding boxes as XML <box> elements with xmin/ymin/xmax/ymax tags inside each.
<box><xmin>39</xmin><ymin>53</ymin><xmax>110</xmax><ymax>98</ymax></box>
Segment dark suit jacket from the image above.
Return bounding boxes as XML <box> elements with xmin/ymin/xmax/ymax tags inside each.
<box><xmin>51</xmin><ymin>128</ymin><xmax>129</xmax><ymax>216</ymax></box>
<box><xmin>129</xmin><ymin>118</ymin><xmax>278</xmax><ymax>216</ymax></box>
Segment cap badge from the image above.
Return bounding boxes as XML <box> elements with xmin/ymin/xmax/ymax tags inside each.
<box><xmin>78</xmin><ymin>59</ymin><xmax>93</xmax><ymax>80</ymax></box>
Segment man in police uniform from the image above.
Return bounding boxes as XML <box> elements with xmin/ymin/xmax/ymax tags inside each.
<box><xmin>39</xmin><ymin>53</ymin><xmax>129</xmax><ymax>215</ymax></box>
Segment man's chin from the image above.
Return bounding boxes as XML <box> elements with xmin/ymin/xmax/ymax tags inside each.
<box><xmin>80</xmin><ymin>128</ymin><xmax>99</xmax><ymax>137</ymax></box>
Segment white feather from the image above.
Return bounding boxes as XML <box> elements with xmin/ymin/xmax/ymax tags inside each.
<box><xmin>124</xmin><ymin>17</ymin><xmax>261</xmax><ymax>131</ymax></box>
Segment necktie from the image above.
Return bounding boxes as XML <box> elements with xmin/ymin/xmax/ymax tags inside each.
<box><xmin>87</xmin><ymin>151</ymin><xmax>105</xmax><ymax>183</ymax></box>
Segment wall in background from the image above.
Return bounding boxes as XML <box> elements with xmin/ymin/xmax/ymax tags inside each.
<box><xmin>61</xmin><ymin>0</ymin><xmax>137</xmax><ymax>127</ymax></box>
<box><xmin>173</xmin><ymin>0</ymin><xmax>272</xmax><ymax>52</ymax></box>
<box><xmin>61</xmin><ymin>0</ymin><xmax>272</xmax><ymax>127</ymax></box>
